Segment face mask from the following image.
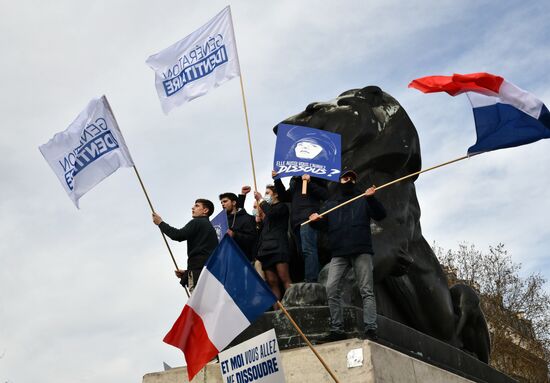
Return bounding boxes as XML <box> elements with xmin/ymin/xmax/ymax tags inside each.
<box><xmin>251</xmin><ymin>208</ymin><xmax>258</xmax><ymax>216</ymax></box>
<box><xmin>263</xmin><ymin>195</ymin><xmax>272</xmax><ymax>204</ymax></box>
<box><xmin>341</xmin><ymin>181</ymin><xmax>355</xmax><ymax>195</ymax></box>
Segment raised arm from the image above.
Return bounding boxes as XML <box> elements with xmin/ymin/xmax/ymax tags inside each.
<box><xmin>153</xmin><ymin>213</ymin><xmax>196</xmax><ymax>242</ymax></box>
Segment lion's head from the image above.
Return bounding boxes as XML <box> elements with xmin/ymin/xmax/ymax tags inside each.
<box><xmin>276</xmin><ymin>86</ymin><xmax>421</xmax><ymax>185</ymax></box>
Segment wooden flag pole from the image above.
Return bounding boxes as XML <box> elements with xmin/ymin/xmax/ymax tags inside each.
<box><xmin>104</xmin><ymin>101</ymin><xmax>189</xmax><ymax>297</ymax></box>
<box><xmin>132</xmin><ymin>166</ymin><xmax>190</xmax><ymax>298</ymax></box>
<box><xmin>301</xmin><ymin>153</ymin><xmax>481</xmax><ymax>226</ymax></box>
<box><xmin>229</xmin><ymin>7</ymin><xmax>258</xmax><ymax>192</ymax></box>
<box><xmin>238</xmin><ymin>75</ymin><xmax>258</xmax><ymax>192</ymax></box>
<box><xmin>133</xmin><ymin>166</ymin><xmax>179</xmax><ymax>269</ymax></box>
<box><xmin>277</xmin><ymin>301</ymin><xmax>340</xmax><ymax>383</ymax></box>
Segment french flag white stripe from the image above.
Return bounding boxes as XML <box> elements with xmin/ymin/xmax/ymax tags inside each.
<box><xmin>187</xmin><ymin>269</ymin><xmax>251</xmax><ymax>350</ymax></box>
<box><xmin>468</xmin><ymin>80</ymin><xmax>544</xmax><ymax>120</ymax></box>
<box><xmin>467</xmin><ymin>92</ymin><xmax>499</xmax><ymax>109</ymax></box>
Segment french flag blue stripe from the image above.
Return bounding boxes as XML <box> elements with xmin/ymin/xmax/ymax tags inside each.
<box><xmin>205</xmin><ymin>236</ymin><xmax>277</xmax><ymax>323</ymax></box>
<box><xmin>538</xmin><ymin>104</ymin><xmax>550</xmax><ymax>128</ymax></box>
<box><xmin>468</xmin><ymin>102</ymin><xmax>550</xmax><ymax>154</ymax></box>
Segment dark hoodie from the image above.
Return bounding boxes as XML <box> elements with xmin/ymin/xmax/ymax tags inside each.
<box><xmin>227</xmin><ymin>208</ymin><xmax>257</xmax><ymax>261</ymax></box>
<box><xmin>312</xmin><ymin>183</ymin><xmax>386</xmax><ymax>257</ymax></box>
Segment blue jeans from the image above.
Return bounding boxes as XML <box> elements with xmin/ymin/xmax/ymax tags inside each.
<box><xmin>294</xmin><ymin>224</ymin><xmax>320</xmax><ymax>282</ymax></box>
<box><xmin>325</xmin><ymin>254</ymin><xmax>377</xmax><ymax>333</ymax></box>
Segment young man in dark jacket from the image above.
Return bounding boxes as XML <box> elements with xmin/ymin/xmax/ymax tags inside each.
<box><xmin>274</xmin><ymin>172</ymin><xmax>328</xmax><ymax>282</ymax></box>
<box><xmin>309</xmin><ymin>170</ymin><xmax>386</xmax><ymax>341</ymax></box>
<box><xmin>219</xmin><ymin>192</ymin><xmax>257</xmax><ymax>262</ymax></box>
<box><xmin>152</xmin><ymin>198</ymin><xmax>218</xmax><ymax>291</ymax></box>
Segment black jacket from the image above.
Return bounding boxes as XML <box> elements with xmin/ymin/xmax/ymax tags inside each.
<box><xmin>159</xmin><ymin>216</ymin><xmax>218</xmax><ymax>270</ymax></box>
<box><xmin>274</xmin><ymin>176</ymin><xmax>328</xmax><ymax>228</ymax></box>
<box><xmin>256</xmin><ymin>201</ymin><xmax>290</xmax><ymax>264</ymax></box>
<box><xmin>227</xmin><ymin>209</ymin><xmax>257</xmax><ymax>261</ymax></box>
<box><xmin>313</xmin><ymin>184</ymin><xmax>386</xmax><ymax>257</ymax></box>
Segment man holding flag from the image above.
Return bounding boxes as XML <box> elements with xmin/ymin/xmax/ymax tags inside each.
<box><xmin>152</xmin><ymin>199</ymin><xmax>218</xmax><ymax>291</ymax></box>
<box><xmin>309</xmin><ymin>169</ymin><xmax>386</xmax><ymax>342</ymax></box>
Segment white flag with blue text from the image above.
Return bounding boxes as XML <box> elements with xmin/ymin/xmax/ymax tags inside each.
<box><xmin>146</xmin><ymin>6</ymin><xmax>241</xmax><ymax>114</ymax></box>
<box><xmin>39</xmin><ymin>96</ymin><xmax>134</xmax><ymax>208</ymax></box>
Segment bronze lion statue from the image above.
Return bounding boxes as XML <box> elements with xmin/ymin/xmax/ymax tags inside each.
<box><xmin>277</xmin><ymin>85</ymin><xmax>490</xmax><ymax>363</ymax></box>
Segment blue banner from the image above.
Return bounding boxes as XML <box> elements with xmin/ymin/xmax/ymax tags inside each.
<box><xmin>273</xmin><ymin>124</ymin><xmax>341</xmax><ymax>181</ymax></box>
<box><xmin>211</xmin><ymin>210</ymin><xmax>229</xmax><ymax>242</ymax></box>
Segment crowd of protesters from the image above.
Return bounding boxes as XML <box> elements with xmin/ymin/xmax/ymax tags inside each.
<box><xmin>151</xmin><ymin>168</ymin><xmax>386</xmax><ymax>340</ymax></box>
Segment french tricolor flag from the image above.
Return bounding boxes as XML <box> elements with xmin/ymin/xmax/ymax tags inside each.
<box><xmin>163</xmin><ymin>236</ymin><xmax>276</xmax><ymax>381</ymax></box>
<box><xmin>409</xmin><ymin>72</ymin><xmax>550</xmax><ymax>154</ymax></box>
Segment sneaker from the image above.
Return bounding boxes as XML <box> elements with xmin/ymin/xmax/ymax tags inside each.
<box><xmin>363</xmin><ymin>329</ymin><xmax>378</xmax><ymax>341</ymax></box>
<box><xmin>317</xmin><ymin>331</ymin><xmax>347</xmax><ymax>343</ymax></box>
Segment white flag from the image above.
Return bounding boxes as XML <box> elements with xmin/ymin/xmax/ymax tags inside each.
<box><xmin>146</xmin><ymin>6</ymin><xmax>241</xmax><ymax>114</ymax></box>
<box><xmin>39</xmin><ymin>96</ymin><xmax>134</xmax><ymax>208</ymax></box>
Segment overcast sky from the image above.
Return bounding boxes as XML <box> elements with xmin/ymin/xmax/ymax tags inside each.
<box><xmin>1</xmin><ymin>1</ymin><xmax>549</xmax><ymax>382</ymax></box>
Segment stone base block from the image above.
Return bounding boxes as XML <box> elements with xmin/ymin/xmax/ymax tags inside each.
<box><xmin>143</xmin><ymin>339</ymin><xmax>478</xmax><ymax>383</ymax></box>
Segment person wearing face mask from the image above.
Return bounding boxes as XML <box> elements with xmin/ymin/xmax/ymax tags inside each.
<box><xmin>309</xmin><ymin>169</ymin><xmax>386</xmax><ymax>342</ymax></box>
<box><xmin>254</xmin><ymin>184</ymin><xmax>292</xmax><ymax>304</ymax></box>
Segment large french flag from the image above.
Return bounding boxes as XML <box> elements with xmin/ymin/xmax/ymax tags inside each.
<box><xmin>163</xmin><ymin>235</ymin><xmax>276</xmax><ymax>381</ymax></box>
<box><xmin>409</xmin><ymin>72</ymin><xmax>550</xmax><ymax>154</ymax></box>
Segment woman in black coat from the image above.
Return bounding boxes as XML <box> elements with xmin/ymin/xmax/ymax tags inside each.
<box><xmin>254</xmin><ymin>185</ymin><xmax>292</xmax><ymax>301</ymax></box>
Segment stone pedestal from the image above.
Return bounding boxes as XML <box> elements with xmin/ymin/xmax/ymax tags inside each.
<box><xmin>143</xmin><ymin>339</ymin><xmax>477</xmax><ymax>382</ymax></box>
<box><xmin>227</xmin><ymin>306</ymin><xmax>515</xmax><ymax>383</ymax></box>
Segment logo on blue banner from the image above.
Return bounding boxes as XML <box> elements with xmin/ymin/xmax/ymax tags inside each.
<box><xmin>211</xmin><ymin>210</ymin><xmax>229</xmax><ymax>242</ymax></box>
<box><xmin>273</xmin><ymin>124</ymin><xmax>341</xmax><ymax>181</ymax></box>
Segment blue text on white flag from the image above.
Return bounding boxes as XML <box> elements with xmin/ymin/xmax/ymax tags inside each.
<box><xmin>59</xmin><ymin>118</ymin><xmax>120</xmax><ymax>190</ymax></box>
<box><xmin>39</xmin><ymin>96</ymin><xmax>134</xmax><ymax>208</ymax></box>
<box><xmin>146</xmin><ymin>6</ymin><xmax>240</xmax><ymax>114</ymax></box>
<box><xmin>162</xmin><ymin>36</ymin><xmax>228</xmax><ymax>97</ymax></box>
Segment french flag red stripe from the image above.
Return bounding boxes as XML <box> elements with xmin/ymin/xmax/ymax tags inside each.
<box><xmin>163</xmin><ymin>305</ymin><xmax>219</xmax><ymax>379</ymax></box>
<box><xmin>409</xmin><ymin>72</ymin><xmax>504</xmax><ymax>96</ymax></box>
